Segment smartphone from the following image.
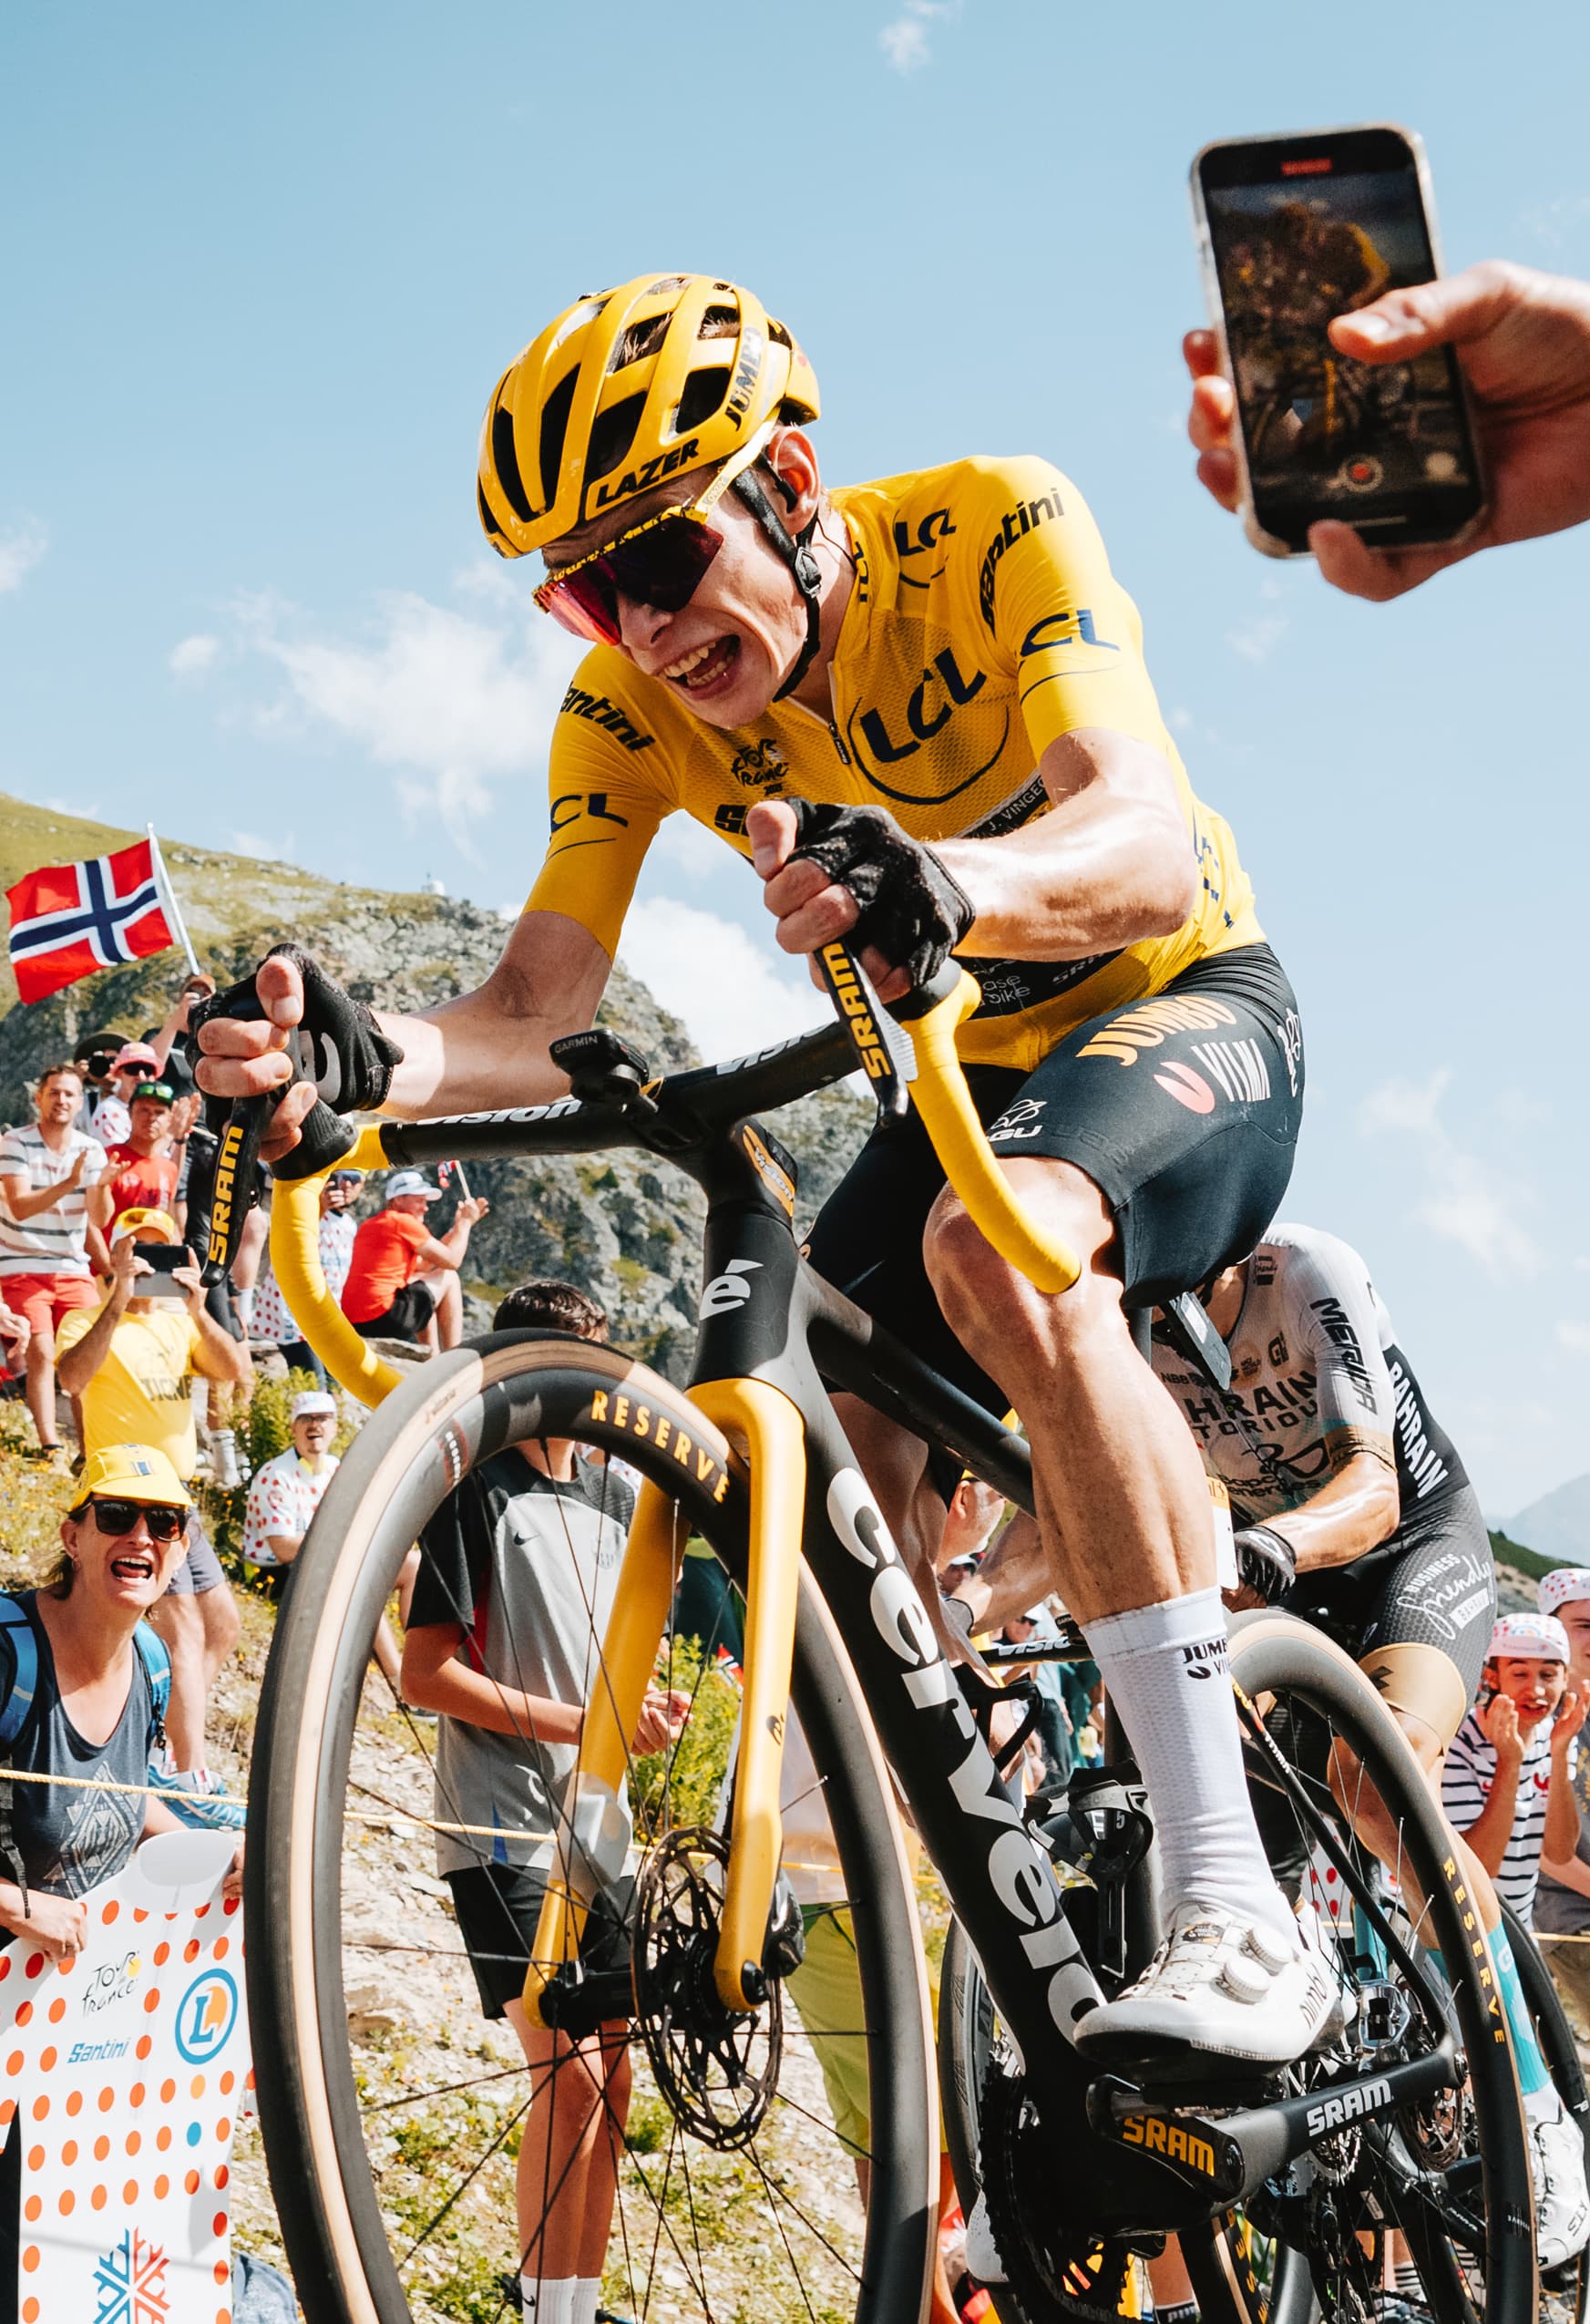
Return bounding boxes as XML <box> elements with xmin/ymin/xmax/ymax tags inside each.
<box><xmin>131</xmin><ymin>1243</ymin><xmax>192</xmax><ymax>1300</ymax></box>
<box><xmin>1191</xmin><ymin>125</ymin><xmax>1485</xmax><ymax>557</ymax></box>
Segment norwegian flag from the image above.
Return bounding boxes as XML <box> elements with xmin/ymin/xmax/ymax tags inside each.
<box><xmin>5</xmin><ymin>838</ymin><xmax>175</xmax><ymax>1003</ymax></box>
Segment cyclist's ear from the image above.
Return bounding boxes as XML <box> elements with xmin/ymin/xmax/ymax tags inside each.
<box><xmin>764</xmin><ymin>427</ymin><xmax>820</xmax><ymax>525</ymax></box>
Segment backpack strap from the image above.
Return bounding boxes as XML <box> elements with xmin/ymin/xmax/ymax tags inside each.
<box><xmin>132</xmin><ymin>1621</ymin><xmax>170</xmax><ymax>1757</ymax></box>
<box><xmin>0</xmin><ymin>1596</ymin><xmax>39</xmax><ymax>1918</ymax></box>
<box><xmin>0</xmin><ymin>1597</ymin><xmax>39</xmax><ymax>1754</ymax></box>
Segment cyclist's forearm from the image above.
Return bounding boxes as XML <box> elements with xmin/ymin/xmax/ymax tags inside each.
<box><xmin>1274</xmin><ymin>1449</ymin><xmax>1400</xmax><ymax>1572</ymax></box>
<box><xmin>932</xmin><ymin>731</ymin><xmax>1198</xmax><ymax>961</ymax></box>
<box><xmin>374</xmin><ymin>915</ymin><xmax>610</xmax><ymax>1120</ymax></box>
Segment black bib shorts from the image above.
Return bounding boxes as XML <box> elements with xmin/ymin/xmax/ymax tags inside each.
<box><xmin>805</xmin><ymin>942</ymin><xmax>1305</xmax><ymax>1417</ymax></box>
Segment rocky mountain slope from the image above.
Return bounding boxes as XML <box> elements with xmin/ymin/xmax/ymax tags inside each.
<box><xmin>0</xmin><ymin>795</ymin><xmax>871</xmax><ymax>1374</ymax></box>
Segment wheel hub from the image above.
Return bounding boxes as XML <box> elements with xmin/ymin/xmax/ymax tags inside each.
<box><xmin>631</xmin><ymin>1825</ymin><xmax>782</xmax><ymax>2151</ymax></box>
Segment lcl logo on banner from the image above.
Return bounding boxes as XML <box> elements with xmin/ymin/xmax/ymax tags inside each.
<box><xmin>0</xmin><ymin>1832</ymin><xmax>250</xmax><ymax>2323</ymax></box>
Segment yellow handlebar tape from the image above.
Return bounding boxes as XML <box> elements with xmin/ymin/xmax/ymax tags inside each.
<box><xmin>902</xmin><ymin>970</ymin><xmax>1081</xmax><ymax>1296</ymax></box>
<box><xmin>269</xmin><ymin>1123</ymin><xmax>404</xmax><ymax>1409</ymax></box>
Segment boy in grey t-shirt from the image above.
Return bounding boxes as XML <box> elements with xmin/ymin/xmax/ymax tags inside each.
<box><xmin>402</xmin><ymin>1280</ymin><xmax>687</xmax><ymax>2324</ymax></box>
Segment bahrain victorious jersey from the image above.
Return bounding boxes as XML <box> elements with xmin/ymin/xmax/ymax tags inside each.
<box><xmin>1151</xmin><ymin>1223</ymin><xmax>1470</xmax><ymax>1526</ymax></box>
<box><xmin>528</xmin><ymin>455</ymin><xmax>1263</xmax><ymax>1071</ymax></box>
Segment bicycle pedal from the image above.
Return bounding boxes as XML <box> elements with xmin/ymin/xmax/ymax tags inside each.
<box><xmin>1103</xmin><ymin>2051</ymin><xmax>1283</xmax><ymax>2108</ymax></box>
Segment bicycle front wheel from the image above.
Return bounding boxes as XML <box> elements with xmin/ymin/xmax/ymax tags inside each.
<box><xmin>245</xmin><ymin>1332</ymin><xmax>936</xmax><ymax>2324</ymax></box>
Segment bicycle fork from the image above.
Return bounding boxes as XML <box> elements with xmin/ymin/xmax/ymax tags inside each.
<box><xmin>521</xmin><ymin>1375</ymin><xmax>805</xmax><ymax>2026</ymax></box>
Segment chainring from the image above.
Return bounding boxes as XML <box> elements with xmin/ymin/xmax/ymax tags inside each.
<box><xmin>631</xmin><ymin>1825</ymin><xmax>781</xmax><ymax>2151</ymax></box>
<box><xmin>977</xmin><ymin>2051</ymin><xmax>1142</xmax><ymax>2324</ymax></box>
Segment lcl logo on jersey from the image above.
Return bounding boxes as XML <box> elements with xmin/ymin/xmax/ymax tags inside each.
<box><xmin>846</xmin><ymin>644</ymin><xmax>1010</xmax><ymax>807</ymax></box>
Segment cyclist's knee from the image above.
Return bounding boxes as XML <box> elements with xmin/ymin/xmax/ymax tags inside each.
<box><xmin>923</xmin><ymin>1163</ymin><xmax>1113</xmax><ymax>1352</ymax></box>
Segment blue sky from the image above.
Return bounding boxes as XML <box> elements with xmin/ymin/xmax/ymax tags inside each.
<box><xmin>4</xmin><ymin>1</ymin><xmax>1588</xmax><ymax>1515</ymax></box>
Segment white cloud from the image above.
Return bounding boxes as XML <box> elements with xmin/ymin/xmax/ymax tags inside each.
<box><xmin>169</xmin><ymin>633</ymin><xmax>220</xmax><ymax>678</ymax></box>
<box><xmin>1226</xmin><ymin>612</ymin><xmax>1287</xmax><ymax>664</ymax></box>
<box><xmin>231</xmin><ymin>829</ymin><xmax>298</xmax><ymax>864</ymax></box>
<box><xmin>1558</xmin><ymin>1321</ymin><xmax>1590</xmax><ymax>1356</ymax></box>
<box><xmin>1358</xmin><ymin>1070</ymin><xmax>1540</xmax><ymax>1279</ymax></box>
<box><xmin>0</xmin><ymin>522</ymin><xmax>46</xmax><ymax>594</ymax></box>
<box><xmin>619</xmin><ymin>900</ymin><xmax>820</xmax><ymax>1064</ymax></box>
<box><xmin>240</xmin><ymin>591</ymin><xmax>583</xmax><ymax>861</ymax></box>
<box><xmin>879</xmin><ymin>0</ymin><xmax>956</xmax><ymax>72</ymax></box>
<box><xmin>1522</xmin><ymin>193</ymin><xmax>1590</xmax><ymax>253</ymax></box>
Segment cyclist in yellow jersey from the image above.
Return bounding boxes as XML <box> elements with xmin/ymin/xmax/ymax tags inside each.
<box><xmin>196</xmin><ymin>273</ymin><xmax>1334</xmax><ymax>2071</ymax></box>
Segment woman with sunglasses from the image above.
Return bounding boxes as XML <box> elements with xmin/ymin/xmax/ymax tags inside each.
<box><xmin>0</xmin><ymin>1442</ymin><xmax>241</xmax><ymax>1968</ymax></box>
<box><xmin>197</xmin><ymin>271</ymin><xmax>1328</xmax><ymax>2069</ymax></box>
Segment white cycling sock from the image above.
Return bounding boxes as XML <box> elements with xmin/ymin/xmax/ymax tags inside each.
<box><xmin>572</xmin><ymin>2280</ymin><xmax>601</xmax><ymax>2324</ymax></box>
<box><xmin>1083</xmin><ymin>1588</ymin><xmax>1290</xmax><ymax>1939</ymax></box>
<box><xmin>520</xmin><ymin>2278</ymin><xmax>576</xmax><ymax>2324</ymax></box>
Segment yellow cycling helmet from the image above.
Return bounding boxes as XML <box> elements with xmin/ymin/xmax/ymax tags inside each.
<box><xmin>477</xmin><ymin>272</ymin><xmax>820</xmax><ymax>560</ymax></box>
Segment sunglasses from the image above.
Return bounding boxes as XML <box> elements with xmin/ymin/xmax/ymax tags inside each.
<box><xmin>86</xmin><ymin>1497</ymin><xmax>188</xmax><ymax>1543</ymax></box>
<box><xmin>533</xmin><ymin>421</ymin><xmax>774</xmax><ymax>647</ymax></box>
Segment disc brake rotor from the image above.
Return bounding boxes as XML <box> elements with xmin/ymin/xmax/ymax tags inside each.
<box><xmin>631</xmin><ymin>1825</ymin><xmax>781</xmax><ymax>2151</ymax></box>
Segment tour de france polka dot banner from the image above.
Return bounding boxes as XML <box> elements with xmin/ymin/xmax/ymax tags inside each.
<box><xmin>0</xmin><ymin>1840</ymin><xmax>249</xmax><ymax>2324</ymax></box>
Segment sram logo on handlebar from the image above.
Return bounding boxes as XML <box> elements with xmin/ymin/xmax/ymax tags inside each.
<box><xmin>816</xmin><ymin>943</ymin><xmax>915</xmax><ymax>1112</ymax></box>
<box><xmin>206</xmin><ymin>1118</ymin><xmax>247</xmax><ymax>1269</ymax></box>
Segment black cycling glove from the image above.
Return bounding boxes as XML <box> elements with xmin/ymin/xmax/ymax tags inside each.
<box><xmin>1232</xmin><ymin>1524</ymin><xmax>1298</xmax><ymax>1605</ymax></box>
<box><xmin>785</xmin><ymin>800</ymin><xmax>975</xmax><ymax>992</ymax></box>
<box><xmin>192</xmin><ymin>945</ymin><xmax>404</xmax><ymax>1177</ymax></box>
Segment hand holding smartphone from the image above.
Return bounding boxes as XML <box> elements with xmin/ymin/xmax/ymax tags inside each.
<box><xmin>1191</xmin><ymin>125</ymin><xmax>1486</xmax><ymax>558</ymax></box>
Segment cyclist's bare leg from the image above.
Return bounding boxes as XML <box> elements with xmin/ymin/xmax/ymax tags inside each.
<box><xmin>923</xmin><ymin>1155</ymin><xmax>1314</xmax><ymax>1996</ymax></box>
<box><xmin>923</xmin><ymin>1158</ymin><xmax>1217</xmax><ymax>1624</ymax></box>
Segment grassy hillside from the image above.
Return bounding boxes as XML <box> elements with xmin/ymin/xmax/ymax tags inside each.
<box><xmin>1489</xmin><ymin>1528</ymin><xmax>1562</xmax><ymax>1587</ymax></box>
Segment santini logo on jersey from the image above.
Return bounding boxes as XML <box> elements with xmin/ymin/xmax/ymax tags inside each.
<box><xmin>559</xmin><ymin>685</ymin><xmax>655</xmax><ymax>753</ymax></box>
<box><xmin>979</xmin><ymin>488</ymin><xmax>1063</xmax><ymax>630</ymax></box>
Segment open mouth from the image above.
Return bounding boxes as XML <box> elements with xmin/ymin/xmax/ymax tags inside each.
<box><xmin>109</xmin><ymin>1553</ymin><xmax>155</xmax><ymax>1583</ymax></box>
<box><xmin>662</xmin><ymin>636</ymin><xmax>740</xmax><ymax>694</ymax></box>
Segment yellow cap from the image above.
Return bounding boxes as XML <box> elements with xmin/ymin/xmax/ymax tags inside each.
<box><xmin>110</xmin><ymin>1208</ymin><xmax>180</xmax><ymax>1245</ymax></box>
<box><xmin>72</xmin><ymin>1444</ymin><xmax>192</xmax><ymax>1509</ymax></box>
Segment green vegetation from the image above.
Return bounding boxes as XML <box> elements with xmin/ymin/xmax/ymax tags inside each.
<box><xmin>1489</xmin><ymin>1528</ymin><xmax>1560</xmax><ymax>1585</ymax></box>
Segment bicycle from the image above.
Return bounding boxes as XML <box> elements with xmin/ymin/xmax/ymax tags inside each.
<box><xmin>232</xmin><ymin>947</ymin><xmax>1538</xmax><ymax>2324</ymax></box>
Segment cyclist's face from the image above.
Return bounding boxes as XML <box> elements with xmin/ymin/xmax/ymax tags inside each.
<box><xmin>547</xmin><ymin>431</ymin><xmax>822</xmax><ymax>728</ymax></box>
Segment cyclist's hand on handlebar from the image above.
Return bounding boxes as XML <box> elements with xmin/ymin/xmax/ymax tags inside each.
<box><xmin>193</xmin><ymin>947</ymin><xmax>403</xmax><ymax>1167</ymax></box>
<box><xmin>1230</xmin><ymin>1524</ymin><xmax>1298</xmax><ymax>1608</ymax></box>
<box><xmin>748</xmin><ymin>798</ymin><xmax>974</xmax><ymax>1003</ymax></box>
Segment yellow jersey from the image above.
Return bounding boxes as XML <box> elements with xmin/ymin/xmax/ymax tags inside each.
<box><xmin>56</xmin><ymin>1303</ymin><xmax>201</xmax><ymax>1481</ymax></box>
<box><xmin>528</xmin><ymin>455</ymin><xmax>1261</xmax><ymax>1072</ymax></box>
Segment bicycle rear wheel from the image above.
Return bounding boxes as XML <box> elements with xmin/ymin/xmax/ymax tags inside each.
<box><xmin>1212</xmin><ymin>1611</ymin><xmax>1537</xmax><ymax>2324</ymax></box>
<box><xmin>245</xmin><ymin>1332</ymin><xmax>936</xmax><ymax>2324</ymax></box>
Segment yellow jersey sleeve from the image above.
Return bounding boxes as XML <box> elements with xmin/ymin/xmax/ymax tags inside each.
<box><xmin>523</xmin><ymin>653</ymin><xmax>674</xmax><ymax>956</ymax></box>
<box><xmin>968</xmin><ymin>457</ymin><xmax>1178</xmax><ymax>766</ymax></box>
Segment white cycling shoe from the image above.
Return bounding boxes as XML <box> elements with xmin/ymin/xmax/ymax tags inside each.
<box><xmin>1073</xmin><ymin>1897</ymin><xmax>1342</xmax><ymax>2069</ymax></box>
<box><xmin>1533</xmin><ymin>2097</ymin><xmax>1590</xmax><ymax>2272</ymax></box>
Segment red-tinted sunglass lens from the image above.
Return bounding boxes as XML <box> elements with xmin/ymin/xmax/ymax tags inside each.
<box><xmin>542</xmin><ymin>569</ymin><xmax>622</xmax><ymax>645</ymax></box>
<box><xmin>602</xmin><ymin>519</ymin><xmax>724</xmax><ymax>614</ymax></box>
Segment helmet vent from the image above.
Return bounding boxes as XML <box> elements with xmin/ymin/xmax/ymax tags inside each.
<box><xmin>491</xmin><ymin>401</ymin><xmax>534</xmax><ymax>523</ymax></box>
<box><xmin>536</xmin><ymin>368</ymin><xmax>580</xmax><ymax>508</ymax></box>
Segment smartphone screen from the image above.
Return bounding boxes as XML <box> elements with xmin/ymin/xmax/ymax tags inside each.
<box><xmin>1195</xmin><ymin>127</ymin><xmax>1484</xmax><ymax>554</ymax></box>
<box><xmin>131</xmin><ymin>1243</ymin><xmax>191</xmax><ymax>1300</ymax></box>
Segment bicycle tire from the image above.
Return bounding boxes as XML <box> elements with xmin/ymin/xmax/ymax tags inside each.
<box><xmin>244</xmin><ymin>1332</ymin><xmax>937</xmax><ymax>2324</ymax></box>
<box><xmin>1195</xmin><ymin>1612</ymin><xmax>1538</xmax><ymax>2324</ymax></box>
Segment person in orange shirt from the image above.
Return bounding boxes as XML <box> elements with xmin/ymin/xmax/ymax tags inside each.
<box><xmin>339</xmin><ymin>1170</ymin><xmax>488</xmax><ymax>1352</ymax></box>
<box><xmin>103</xmin><ymin>1081</ymin><xmax>180</xmax><ymax>1225</ymax></box>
